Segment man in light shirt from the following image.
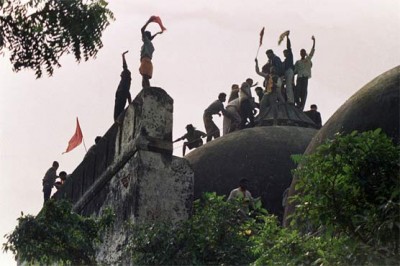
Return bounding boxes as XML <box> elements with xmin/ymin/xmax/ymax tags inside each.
<box><xmin>203</xmin><ymin>93</ymin><xmax>229</xmax><ymax>142</ymax></box>
<box><xmin>228</xmin><ymin>178</ymin><xmax>254</xmax><ymax>217</ymax></box>
<box><xmin>294</xmin><ymin>35</ymin><xmax>316</xmax><ymax>111</ymax></box>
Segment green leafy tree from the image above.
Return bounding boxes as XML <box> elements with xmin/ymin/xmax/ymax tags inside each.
<box><xmin>128</xmin><ymin>193</ymin><xmax>259</xmax><ymax>265</ymax></box>
<box><xmin>291</xmin><ymin>129</ymin><xmax>400</xmax><ymax>260</ymax></box>
<box><xmin>0</xmin><ymin>0</ymin><xmax>114</xmax><ymax>77</ymax></box>
<box><xmin>3</xmin><ymin>200</ymin><xmax>114</xmax><ymax>265</ymax></box>
<box><xmin>128</xmin><ymin>193</ymin><xmax>362</xmax><ymax>266</ymax></box>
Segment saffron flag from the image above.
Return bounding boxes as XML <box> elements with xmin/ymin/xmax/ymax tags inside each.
<box><xmin>259</xmin><ymin>27</ymin><xmax>265</xmax><ymax>47</ymax></box>
<box><xmin>150</xmin><ymin>15</ymin><xmax>167</xmax><ymax>32</ymax></box>
<box><xmin>63</xmin><ymin>118</ymin><xmax>83</xmax><ymax>154</ymax></box>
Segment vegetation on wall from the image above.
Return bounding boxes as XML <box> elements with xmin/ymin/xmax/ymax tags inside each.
<box><xmin>3</xmin><ymin>200</ymin><xmax>114</xmax><ymax>265</ymax></box>
<box><xmin>128</xmin><ymin>129</ymin><xmax>399</xmax><ymax>265</ymax></box>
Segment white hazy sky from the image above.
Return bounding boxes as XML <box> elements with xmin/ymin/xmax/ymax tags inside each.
<box><xmin>1</xmin><ymin>0</ymin><xmax>399</xmax><ymax>264</ymax></box>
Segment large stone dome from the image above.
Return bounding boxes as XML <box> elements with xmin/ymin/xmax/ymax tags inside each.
<box><xmin>185</xmin><ymin>126</ymin><xmax>317</xmax><ymax>218</ymax></box>
<box><xmin>284</xmin><ymin>66</ymin><xmax>400</xmax><ymax>226</ymax></box>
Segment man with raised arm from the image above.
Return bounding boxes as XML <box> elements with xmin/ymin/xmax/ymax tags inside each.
<box><xmin>294</xmin><ymin>36</ymin><xmax>316</xmax><ymax>110</ymax></box>
<box><xmin>282</xmin><ymin>31</ymin><xmax>295</xmax><ymax>104</ymax></box>
<box><xmin>114</xmin><ymin>51</ymin><xmax>132</xmax><ymax>122</ymax></box>
<box><xmin>139</xmin><ymin>17</ymin><xmax>164</xmax><ymax>88</ymax></box>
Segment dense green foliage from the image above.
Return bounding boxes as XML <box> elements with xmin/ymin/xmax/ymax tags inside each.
<box><xmin>0</xmin><ymin>0</ymin><xmax>114</xmax><ymax>77</ymax></box>
<box><xmin>128</xmin><ymin>193</ymin><xmax>374</xmax><ymax>265</ymax></box>
<box><xmin>128</xmin><ymin>193</ymin><xmax>259</xmax><ymax>265</ymax></box>
<box><xmin>291</xmin><ymin>129</ymin><xmax>400</xmax><ymax>260</ymax></box>
<box><xmin>128</xmin><ymin>130</ymin><xmax>399</xmax><ymax>265</ymax></box>
<box><xmin>3</xmin><ymin>200</ymin><xmax>114</xmax><ymax>265</ymax></box>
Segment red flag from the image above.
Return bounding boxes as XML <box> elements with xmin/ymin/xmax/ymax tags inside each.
<box><xmin>150</xmin><ymin>15</ymin><xmax>167</xmax><ymax>32</ymax></box>
<box><xmin>259</xmin><ymin>27</ymin><xmax>265</xmax><ymax>47</ymax></box>
<box><xmin>63</xmin><ymin>118</ymin><xmax>83</xmax><ymax>154</ymax></box>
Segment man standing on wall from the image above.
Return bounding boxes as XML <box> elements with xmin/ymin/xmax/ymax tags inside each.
<box><xmin>114</xmin><ymin>51</ymin><xmax>132</xmax><ymax>123</ymax></box>
<box><xmin>294</xmin><ymin>35</ymin><xmax>316</xmax><ymax>110</ymax></box>
<box><xmin>42</xmin><ymin>161</ymin><xmax>59</xmax><ymax>203</ymax></box>
<box><xmin>139</xmin><ymin>16</ymin><xmax>165</xmax><ymax>88</ymax></box>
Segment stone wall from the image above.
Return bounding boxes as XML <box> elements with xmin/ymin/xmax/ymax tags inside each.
<box><xmin>53</xmin><ymin>87</ymin><xmax>194</xmax><ymax>264</ymax></box>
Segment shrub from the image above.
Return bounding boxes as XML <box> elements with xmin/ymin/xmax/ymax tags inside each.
<box><xmin>3</xmin><ymin>200</ymin><xmax>114</xmax><ymax>265</ymax></box>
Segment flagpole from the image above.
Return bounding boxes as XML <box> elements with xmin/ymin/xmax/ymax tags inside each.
<box><xmin>82</xmin><ymin>137</ymin><xmax>88</xmax><ymax>152</ymax></box>
<box><xmin>255</xmin><ymin>45</ymin><xmax>261</xmax><ymax>59</ymax></box>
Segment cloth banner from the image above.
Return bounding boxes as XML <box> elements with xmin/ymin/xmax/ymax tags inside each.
<box><xmin>259</xmin><ymin>27</ymin><xmax>265</xmax><ymax>47</ymax></box>
<box><xmin>150</xmin><ymin>15</ymin><xmax>167</xmax><ymax>32</ymax></box>
<box><xmin>63</xmin><ymin>118</ymin><xmax>83</xmax><ymax>154</ymax></box>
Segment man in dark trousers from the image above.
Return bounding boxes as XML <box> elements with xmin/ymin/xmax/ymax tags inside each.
<box><xmin>282</xmin><ymin>31</ymin><xmax>295</xmax><ymax>104</ymax></box>
<box><xmin>304</xmin><ymin>104</ymin><xmax>322</xmax><ymax>129</ymax></box>
<box><xmin>173</xmin><ymin>124</ymin><xmax>207</xmax><ymax>156</ymax></box>
<box><xmin>42</xmin><ymin>161</ymin><xmax>59</xmax><ymax>203</ymax></box>
<box><xmin>294</xmin><ymin>35</ymin><xmax>316</xmax><ymax>110</ymax></box>
<box><xmin>114</xmin><ymin>51</ymin><xmax>132</xmax><ymax>123</ymax></box>
<box><xmin>203</xmin><ymin>93</ymin><xmax>229</xmax><ymax>142</ymax></box>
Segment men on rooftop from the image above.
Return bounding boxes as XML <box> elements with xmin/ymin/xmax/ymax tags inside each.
<box><xmin>173</xmin><ymin>124</ymin><xmax>207</xmax><ymax>156</ymax></box>
<box><xmin>294</xmin><ymin>35</ymin><xmax>316</xmax><ymax>110</ymax></box>
<box><xmin>203</xmin><ymin>93</ymin><xmax>229</xmax><ymax>142</ymax></box>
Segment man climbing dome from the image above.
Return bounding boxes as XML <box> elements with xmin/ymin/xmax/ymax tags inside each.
<box><xmin>114</xmin><ymin>51</ymin><xmax>132</xmax><ymax>123</ymax></box>
<box><xmin>173</xmin><ymin>124</ymin><xmax>207</xmax><ymax>156</ymax></box>
<box><xmin>139</xmin><ymin>16</ymin><xmax>166</xmax><ymax>88</ymax></box>
<box><xmin>203</xmin><ymin>93</ymin><xmax>230</xmax><ymax>142</ymax></box>
<box><xmin>294</xmin><ymin>35</ymin><xmax>316</xmax><ymax>110</ymax></box>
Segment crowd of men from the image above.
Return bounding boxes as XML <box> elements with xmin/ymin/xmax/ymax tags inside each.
<box><xmin>42</xmin><ymin>24</ymin><xmax>322</xmax><ymax>201</ymax></box>
<box><xmin>175</xmin><ymin>31</ymin><xmax>321</xmax><ymax>156</ymax></box>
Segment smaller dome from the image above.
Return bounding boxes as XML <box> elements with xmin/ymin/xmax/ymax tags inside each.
<box><xmin>186</xmin><ymin>126</ymin><xmax>317</xmax><ymax>219</ymax></box>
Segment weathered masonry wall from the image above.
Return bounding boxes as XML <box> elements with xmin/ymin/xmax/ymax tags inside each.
<box><xmin>53</xmin><ymin>87</ymin><xmax>194</xmax><ymax>263</ymax></box>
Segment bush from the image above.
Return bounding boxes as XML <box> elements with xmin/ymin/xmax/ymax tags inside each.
<box><xmin>128</xmin><ymin>193</ymin><xmax>258</xmax><ymax>265</ymax></box>
<box><xmin>291</xmin><ymin>129</ymin><xmax>400</xmax><ymax>260</ymax></box>
<box><xmin>3</xmin><ymin>200</ymin><xmax>114</xmax><ymax>265</ymax></box>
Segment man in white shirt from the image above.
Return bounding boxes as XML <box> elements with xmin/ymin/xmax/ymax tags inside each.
<box><xmin>294</xmin><ymin>35</ymin><xmax>316</xmax><ymax>111</ymax></box>
<box><xmin>228</xmin><ymin>178</ymin><xmax>254</xmax><ymax>216</ymax></box>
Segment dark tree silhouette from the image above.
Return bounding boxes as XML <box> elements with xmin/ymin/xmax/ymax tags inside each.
<box><xmin>0</xmin><ymin>0</ymin><xmax>114</xmax><ymax>78</ymax></box>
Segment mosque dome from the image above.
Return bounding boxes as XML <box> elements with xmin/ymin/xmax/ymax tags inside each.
<box><xmin>185</xmin><ymin>125</ymin><xmax>317</xmax><ymax>219</ymax></box>
<box><xmin>284</xmin><ymin>66</ymin><xmax>400</xmax><ymax>225</ymax></box>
